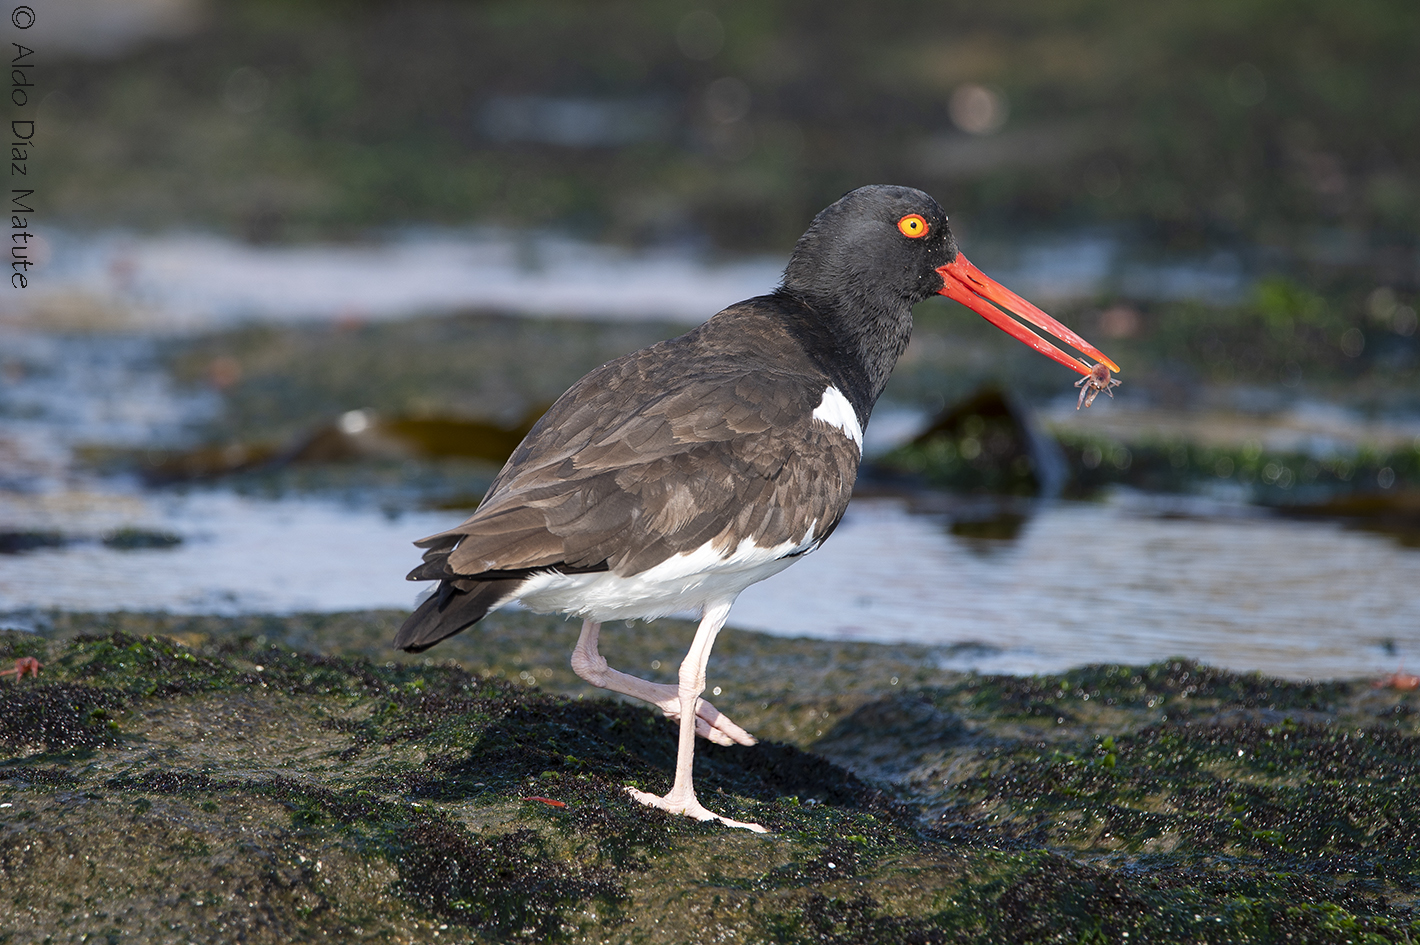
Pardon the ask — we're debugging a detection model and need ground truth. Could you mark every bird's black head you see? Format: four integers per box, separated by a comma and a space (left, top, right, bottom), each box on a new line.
778, 185, 957, 415
782, 184, 956, 311
776, 185, 1122, 421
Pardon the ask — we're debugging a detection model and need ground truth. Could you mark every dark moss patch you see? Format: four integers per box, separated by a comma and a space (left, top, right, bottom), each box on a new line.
968, 659, 1350, 719
395, 822, 621, 937
762, 893, 952, 944
0, 683, 125, 753
104, 770, 624, 941
991, 856, 1154, 943
63, 631, 243, 696
0, 631, 47, 662
0, 763, 79, 786
0, 530, 68, 554
101, 527, 184, 550
57, 629, 492, 701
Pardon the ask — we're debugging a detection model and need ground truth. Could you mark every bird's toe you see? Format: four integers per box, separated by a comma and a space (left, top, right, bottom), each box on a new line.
696, 718, 738, 746
695, 699, 758, 746
624, 786, 767, 833
658, 696, 758, 746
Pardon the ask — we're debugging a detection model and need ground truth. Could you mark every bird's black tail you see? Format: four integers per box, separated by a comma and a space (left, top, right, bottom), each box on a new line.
394, 578, 520, 652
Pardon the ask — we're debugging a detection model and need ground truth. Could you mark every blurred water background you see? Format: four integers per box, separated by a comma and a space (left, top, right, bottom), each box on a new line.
2, 0, 1419, 679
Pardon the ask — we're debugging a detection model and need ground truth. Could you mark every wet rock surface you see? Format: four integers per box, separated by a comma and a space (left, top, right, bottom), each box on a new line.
2, 613, 1418, 943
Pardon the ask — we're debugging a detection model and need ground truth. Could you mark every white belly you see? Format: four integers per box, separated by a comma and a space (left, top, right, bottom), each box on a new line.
512, 528, 817, 621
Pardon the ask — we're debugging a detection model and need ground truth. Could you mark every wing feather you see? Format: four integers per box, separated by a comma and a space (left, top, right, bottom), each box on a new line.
410, 306, 863, 582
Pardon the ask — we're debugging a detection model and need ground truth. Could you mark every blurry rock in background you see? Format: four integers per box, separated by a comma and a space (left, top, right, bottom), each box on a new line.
873, 384, 1420, 523
100, 526, 184, 550
288, 409, 541, 466
139, 407, 544, 486
1049, 420, 1420, 509
1284, 487, 1420, 549
0, 530, 69, 555
0, 527, 181, 556
874, 386, 1066, 497
135, 441, 278, 484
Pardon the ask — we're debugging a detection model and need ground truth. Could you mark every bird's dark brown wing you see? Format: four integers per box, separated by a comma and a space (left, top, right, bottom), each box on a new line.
413, 331, 860, 580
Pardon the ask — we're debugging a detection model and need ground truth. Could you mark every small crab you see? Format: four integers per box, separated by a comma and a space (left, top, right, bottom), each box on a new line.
1075, 362, 1121, 410
1372, 670, 1420, 691
0, 657, 42, 681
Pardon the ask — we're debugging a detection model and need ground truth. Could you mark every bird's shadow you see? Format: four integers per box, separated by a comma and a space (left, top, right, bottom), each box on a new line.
387, 689, 899, 825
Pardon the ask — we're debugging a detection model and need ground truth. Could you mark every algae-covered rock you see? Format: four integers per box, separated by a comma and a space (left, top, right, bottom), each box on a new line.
874, 386, 1066, 497
2, 615, 1418, 943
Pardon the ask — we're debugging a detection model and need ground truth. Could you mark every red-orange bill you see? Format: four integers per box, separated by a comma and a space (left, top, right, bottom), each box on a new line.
936, 254, 1120, 377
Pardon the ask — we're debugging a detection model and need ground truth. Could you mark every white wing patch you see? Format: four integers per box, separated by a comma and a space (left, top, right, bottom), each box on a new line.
811, 385, 863, 452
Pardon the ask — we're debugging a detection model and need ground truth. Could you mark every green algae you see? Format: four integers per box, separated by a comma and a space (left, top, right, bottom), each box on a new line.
1053, 433, 1420, 503
878, 414, 1419, 503
3, 618, 1419, 943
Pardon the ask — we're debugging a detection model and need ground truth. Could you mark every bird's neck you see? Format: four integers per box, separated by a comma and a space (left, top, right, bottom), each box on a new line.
773, 288, 913, 423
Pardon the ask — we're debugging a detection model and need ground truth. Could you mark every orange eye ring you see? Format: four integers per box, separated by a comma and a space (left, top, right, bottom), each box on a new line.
897, 213, 929, 238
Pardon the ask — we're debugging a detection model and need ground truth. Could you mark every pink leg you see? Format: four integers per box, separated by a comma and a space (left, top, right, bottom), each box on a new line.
570, 618, 756, 747
623, 601, 766, 832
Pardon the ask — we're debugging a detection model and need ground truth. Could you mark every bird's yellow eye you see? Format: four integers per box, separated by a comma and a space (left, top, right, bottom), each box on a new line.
897, 213, 928, 238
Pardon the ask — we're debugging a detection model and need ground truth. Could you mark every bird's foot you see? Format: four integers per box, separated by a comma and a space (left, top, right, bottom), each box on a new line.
625, 785, 767, 833
569, 638, 755, 747
654, 694, 757, 748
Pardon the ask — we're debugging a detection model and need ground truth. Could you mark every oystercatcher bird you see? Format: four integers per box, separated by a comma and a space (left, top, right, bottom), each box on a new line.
395, 185, 1118, 831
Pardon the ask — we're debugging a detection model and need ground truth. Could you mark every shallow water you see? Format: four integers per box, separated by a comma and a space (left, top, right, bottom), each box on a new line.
0, 488, 454, 614
736, 495, 1418, 680
14, 229, 784, 329
2, 483, 1415, 681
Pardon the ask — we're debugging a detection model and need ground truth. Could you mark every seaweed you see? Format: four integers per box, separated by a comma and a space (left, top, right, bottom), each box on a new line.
3, 620, 1419, 943
762, 893, 952, 944
0, 683, 125, 753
